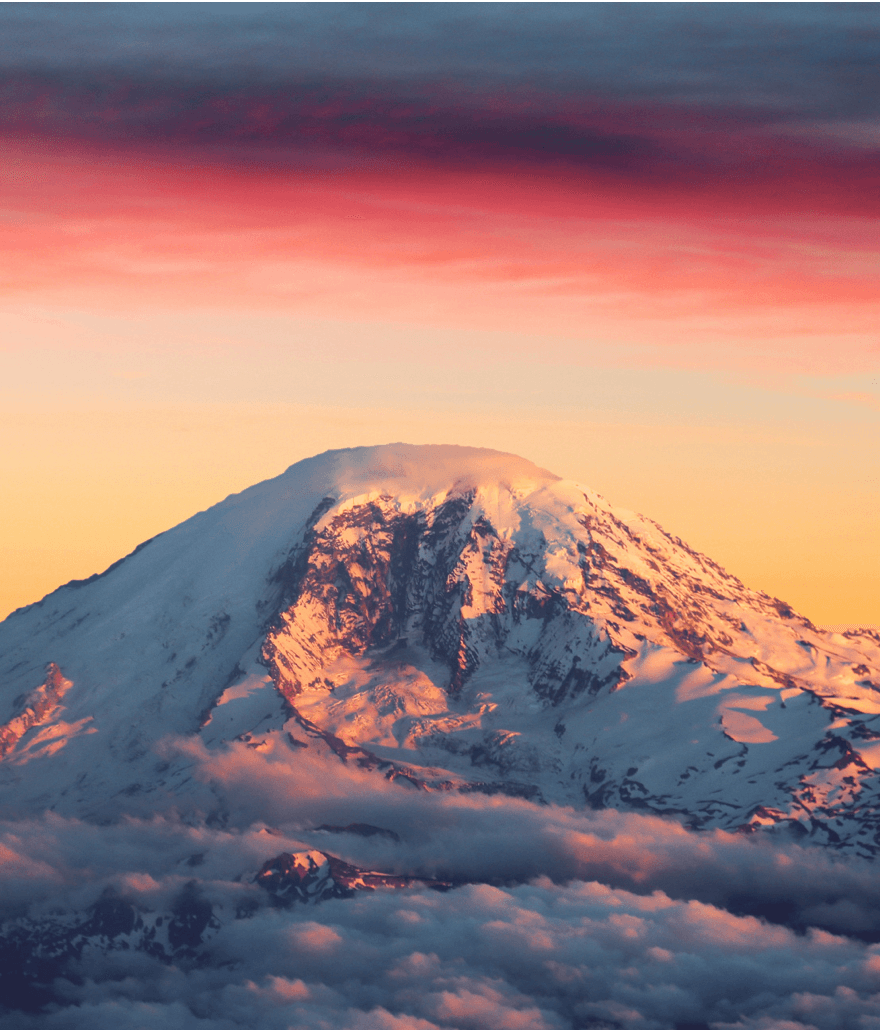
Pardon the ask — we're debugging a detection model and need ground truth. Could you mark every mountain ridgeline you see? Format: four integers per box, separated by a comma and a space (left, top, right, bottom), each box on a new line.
1, 444, 879, 849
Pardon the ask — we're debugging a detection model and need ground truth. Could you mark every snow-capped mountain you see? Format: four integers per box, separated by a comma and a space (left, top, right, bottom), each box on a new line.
1, 444, 879, 851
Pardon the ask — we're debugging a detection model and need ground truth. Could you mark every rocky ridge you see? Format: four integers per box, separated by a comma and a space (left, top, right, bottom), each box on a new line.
0, 847, 440, 1012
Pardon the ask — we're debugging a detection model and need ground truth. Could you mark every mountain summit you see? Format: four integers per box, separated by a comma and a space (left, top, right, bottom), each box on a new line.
1, 444, 878, 850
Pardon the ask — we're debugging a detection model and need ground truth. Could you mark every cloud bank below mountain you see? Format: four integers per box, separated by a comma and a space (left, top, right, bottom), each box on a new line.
5, 746, 880, 1029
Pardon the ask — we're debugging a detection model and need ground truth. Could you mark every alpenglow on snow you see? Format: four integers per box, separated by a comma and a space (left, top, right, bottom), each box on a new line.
1, 444, 879, 850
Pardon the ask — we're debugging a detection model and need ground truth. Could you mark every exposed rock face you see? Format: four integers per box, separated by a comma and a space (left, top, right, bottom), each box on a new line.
0, 663, 73, 758
255, 850, 450, 903
263, 494, 633, 714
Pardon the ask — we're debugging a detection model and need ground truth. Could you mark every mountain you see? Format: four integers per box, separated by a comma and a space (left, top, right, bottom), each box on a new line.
1, 443, 879, 852
0, 845, 450, 1012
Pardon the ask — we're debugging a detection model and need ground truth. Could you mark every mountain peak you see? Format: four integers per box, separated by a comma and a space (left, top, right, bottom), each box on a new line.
276, 443, 561, 504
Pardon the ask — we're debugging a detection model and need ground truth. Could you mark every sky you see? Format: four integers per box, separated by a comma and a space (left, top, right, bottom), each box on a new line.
0, 2, 878, 628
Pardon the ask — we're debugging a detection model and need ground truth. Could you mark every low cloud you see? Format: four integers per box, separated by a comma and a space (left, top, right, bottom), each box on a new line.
4, 869, 880, 1029
4, 738, 880, 1027
165, 734, 880, 939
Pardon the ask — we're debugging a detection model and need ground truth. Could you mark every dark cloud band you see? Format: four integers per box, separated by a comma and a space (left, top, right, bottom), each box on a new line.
1, 4, 876, 205
0, 70, 877, 217
0, 3, 878, 120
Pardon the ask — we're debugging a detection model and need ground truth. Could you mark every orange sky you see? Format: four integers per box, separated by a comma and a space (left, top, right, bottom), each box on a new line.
1, 3, 878, 628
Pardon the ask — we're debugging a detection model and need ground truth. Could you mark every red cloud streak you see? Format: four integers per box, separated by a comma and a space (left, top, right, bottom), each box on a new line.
1, 105, 877, 374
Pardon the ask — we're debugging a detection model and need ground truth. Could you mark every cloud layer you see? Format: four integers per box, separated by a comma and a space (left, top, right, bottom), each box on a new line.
2, 4, 878, 118
1, 4, 877, 203
5, 737, 880, 1028
2, 4, 876, 382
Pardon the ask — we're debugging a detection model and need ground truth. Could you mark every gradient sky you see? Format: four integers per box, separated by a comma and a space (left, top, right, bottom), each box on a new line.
1, 2, 878, 627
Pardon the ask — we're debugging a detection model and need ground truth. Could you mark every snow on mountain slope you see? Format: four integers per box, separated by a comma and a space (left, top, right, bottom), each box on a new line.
1, 444, 878, 852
